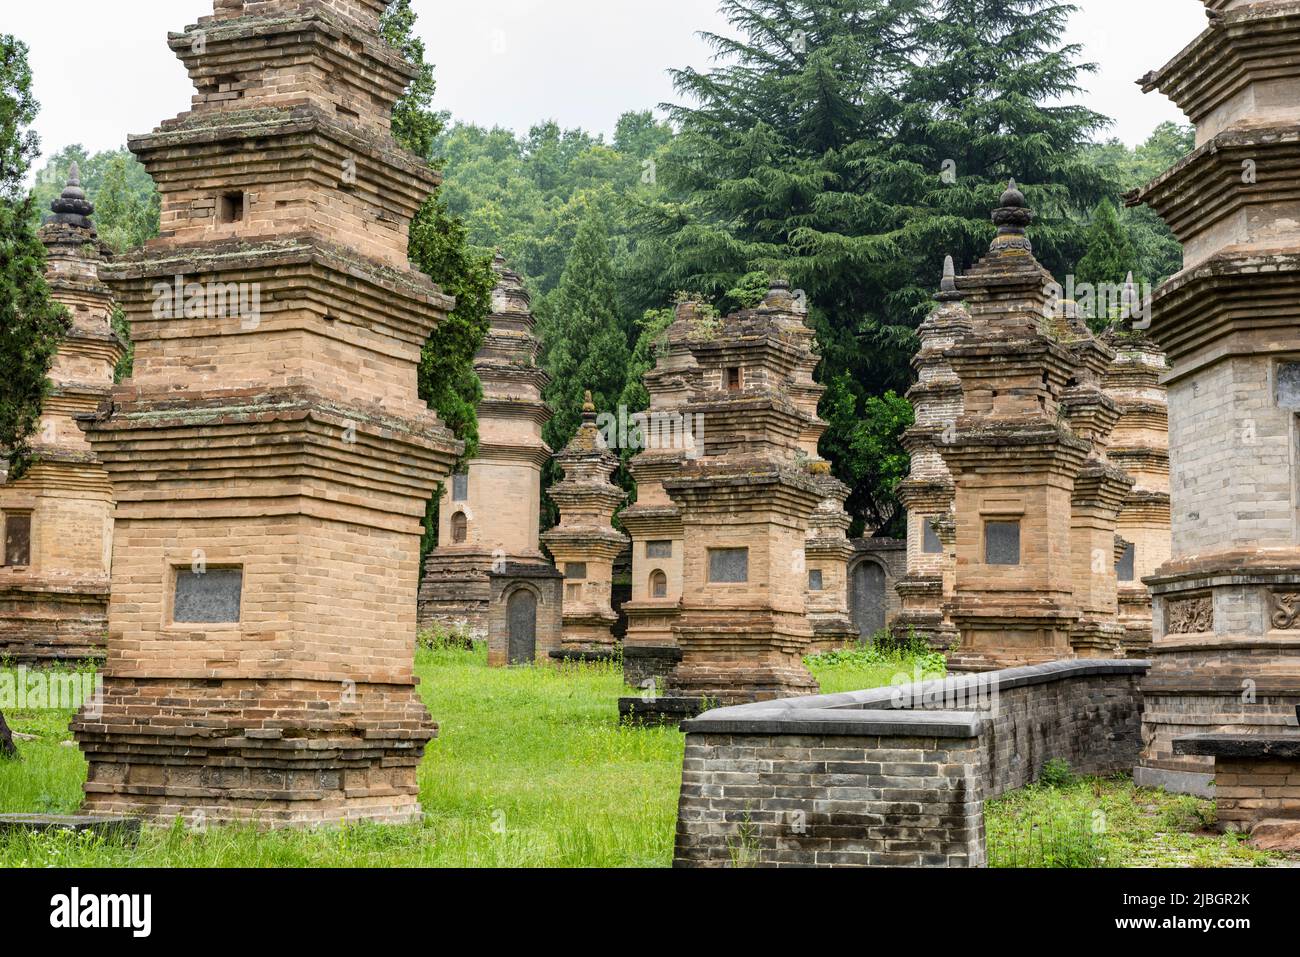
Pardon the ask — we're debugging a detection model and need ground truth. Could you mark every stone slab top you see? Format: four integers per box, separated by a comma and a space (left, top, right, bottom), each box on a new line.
681, 659, 1150, 739
0, 814, 142, 838
1174, 734, 1300, 760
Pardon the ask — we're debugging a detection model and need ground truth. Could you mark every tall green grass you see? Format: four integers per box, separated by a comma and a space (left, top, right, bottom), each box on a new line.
1, 648, 1269, 868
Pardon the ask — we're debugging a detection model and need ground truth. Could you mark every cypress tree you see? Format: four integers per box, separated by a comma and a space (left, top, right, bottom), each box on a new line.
0, 35, 70, 480
538, 204, 631, 452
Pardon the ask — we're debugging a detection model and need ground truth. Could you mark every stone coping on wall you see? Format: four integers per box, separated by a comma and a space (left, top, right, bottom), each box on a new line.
1174, 734, 1300, 760
682, 659, 1152, 738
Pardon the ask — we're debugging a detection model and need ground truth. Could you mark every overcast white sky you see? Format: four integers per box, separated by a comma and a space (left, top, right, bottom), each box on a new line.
8, 0, 1204, 168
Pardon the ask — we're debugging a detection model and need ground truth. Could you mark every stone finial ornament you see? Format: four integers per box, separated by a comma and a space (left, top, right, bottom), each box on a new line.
45, 162, 95, 230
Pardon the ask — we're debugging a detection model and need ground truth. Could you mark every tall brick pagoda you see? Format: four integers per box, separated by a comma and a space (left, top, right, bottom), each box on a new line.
622, 283, 825, 719
1130, 0, 1300, 795
541, 392, 628, 659
941, 183, 1093, 671
619, 300, 701, 688
893, 257, 969, 650
1056, 302, 1133, 660
780, 288, 856, 653
73, 0, 460, 824
0, 166, 123, 664
804, 463, 856, 653
418, 254, 552, 640
1102, 284, 1170, 655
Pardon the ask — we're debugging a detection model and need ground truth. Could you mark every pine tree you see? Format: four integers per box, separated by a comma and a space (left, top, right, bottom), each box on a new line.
636, 0, 1109, 533
538, 204, 631, 454
0, 35, 70, 480
1075, 199, 1138, 289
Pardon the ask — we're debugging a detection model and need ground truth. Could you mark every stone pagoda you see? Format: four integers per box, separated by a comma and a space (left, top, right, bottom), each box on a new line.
941, 183, 1093, 672
1056, 302, 1134, 660
73, 0, 460, 825
1101, 282, 1170, 655
804, 464, 856, 653
1129, 0, 1300, 796
418, 254, 552, 641
621, 282, 825, 720
0, 166, 124, 664
781, 287, 856, 653
619, 300, 701, 689
893, 257, 969, 651
541, 392, 628, 659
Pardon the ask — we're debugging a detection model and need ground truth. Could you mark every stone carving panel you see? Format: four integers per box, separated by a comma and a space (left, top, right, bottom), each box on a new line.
1166, 595, 1213, 635
1270, 592, 1300, 631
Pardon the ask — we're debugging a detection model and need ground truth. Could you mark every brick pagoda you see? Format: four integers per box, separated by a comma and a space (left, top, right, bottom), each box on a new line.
619, 301, 700, 688
73, 0, 460, 824
1130, 0, 1300, 795
622, 283, 825, 719
893, 257, 969, 650
1056, 302, 1133, 660
941, 183, 1095, 671
541, 392, 628, 659
418, 254, 552, 641
0, 166, 123, 664
1101, 285, 1170, 655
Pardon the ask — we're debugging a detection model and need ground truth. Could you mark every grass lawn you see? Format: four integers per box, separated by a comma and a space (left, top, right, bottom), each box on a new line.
0, 645, 1287, 867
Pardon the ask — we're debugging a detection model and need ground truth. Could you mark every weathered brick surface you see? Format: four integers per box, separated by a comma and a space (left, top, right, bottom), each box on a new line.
673, 660, 1147, 867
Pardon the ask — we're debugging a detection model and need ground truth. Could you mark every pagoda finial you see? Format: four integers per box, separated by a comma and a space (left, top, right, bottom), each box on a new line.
44, 161, 95, 230
937, 254, 963, 302
1121, 271, 1140, 323
989, 177, 1034, 253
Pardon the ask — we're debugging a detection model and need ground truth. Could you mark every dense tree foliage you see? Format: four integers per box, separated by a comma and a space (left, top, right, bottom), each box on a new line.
0, 35, 69, 479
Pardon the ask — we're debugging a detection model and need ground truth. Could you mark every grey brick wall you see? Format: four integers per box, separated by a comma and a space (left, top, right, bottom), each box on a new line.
673, 660, 1148, 867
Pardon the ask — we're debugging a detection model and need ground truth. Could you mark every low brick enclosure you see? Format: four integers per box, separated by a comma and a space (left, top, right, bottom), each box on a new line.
1174, 732, 1300, 851
673, 659, 1148, 867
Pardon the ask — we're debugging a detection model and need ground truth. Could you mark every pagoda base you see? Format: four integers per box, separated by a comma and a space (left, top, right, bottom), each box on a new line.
416, 552, 493, 642
947, 605, 1079, 673
1137, 561, 1300, 794
73, 676, 436, 827
667, 613, 820, 706
1070, 619, 1127, 659
1117, 588, 1155, 655
557, 614, 618, 657
892, 576, 957, 651
622, 603, 682, 689
0, 581, 109, 664
621, 643, 681, 691
1137, 645, 1300, 797
807, 615, 857, 655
